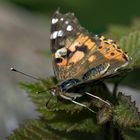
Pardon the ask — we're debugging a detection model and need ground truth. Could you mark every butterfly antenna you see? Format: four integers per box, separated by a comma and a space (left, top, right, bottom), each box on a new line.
85, 92, 111, 106
10, 67, 39, 80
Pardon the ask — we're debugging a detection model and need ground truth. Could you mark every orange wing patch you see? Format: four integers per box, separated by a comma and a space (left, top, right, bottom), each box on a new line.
67, 33, 88, 52
67, 33, 95, 64
57, 57, 67, 66
85, 38, 95, 49
69, 51, 85, 63
88, 55, 96, 62
98, 36, 129, 62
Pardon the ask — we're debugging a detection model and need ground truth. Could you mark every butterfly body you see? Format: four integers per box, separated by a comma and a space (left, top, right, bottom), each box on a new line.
49, 10, 129, 111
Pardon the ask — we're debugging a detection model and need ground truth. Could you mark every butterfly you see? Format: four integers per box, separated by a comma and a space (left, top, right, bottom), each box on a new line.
49, 10, 129, 113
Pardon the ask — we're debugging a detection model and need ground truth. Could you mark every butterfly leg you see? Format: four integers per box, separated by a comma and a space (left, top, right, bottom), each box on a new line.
85, 92, 111, 106
81, 63, 111, 106
59, 93, 96, 113
46, 95, 53, 107
46, 95, 59, 109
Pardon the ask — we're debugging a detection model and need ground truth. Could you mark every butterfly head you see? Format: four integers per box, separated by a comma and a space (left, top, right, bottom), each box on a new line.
49, 86, 60, 96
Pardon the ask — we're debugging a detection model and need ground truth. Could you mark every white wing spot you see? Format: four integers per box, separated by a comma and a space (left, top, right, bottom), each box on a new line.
60, 18, 64, 21
55, 47, 67, 58
52, 18, 58, 24
50, 31, 58, 39
66, 25, 73, 31
65, 21, 69, 24
57, 30, 63, 37
50, 30, 64, 39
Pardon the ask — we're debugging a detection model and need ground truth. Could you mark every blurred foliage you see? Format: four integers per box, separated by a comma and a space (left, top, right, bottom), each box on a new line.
4, 0, 140, 33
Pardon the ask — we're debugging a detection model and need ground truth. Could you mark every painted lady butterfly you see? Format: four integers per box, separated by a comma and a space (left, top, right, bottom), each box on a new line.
49, 10, 129, 113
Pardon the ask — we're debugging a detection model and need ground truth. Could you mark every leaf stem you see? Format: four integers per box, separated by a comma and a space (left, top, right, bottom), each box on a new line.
113, 82, 119, 97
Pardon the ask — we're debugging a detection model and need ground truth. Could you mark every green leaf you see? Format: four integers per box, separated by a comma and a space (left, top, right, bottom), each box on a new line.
122, 126, 140, 140
8, 119, 63, 140
119, 31, 140, 68
97, 106, 113, 124
113, 93, 140, 127
7, 117, 105, 140
8, 76, 115, 139
46, 111, 99, 133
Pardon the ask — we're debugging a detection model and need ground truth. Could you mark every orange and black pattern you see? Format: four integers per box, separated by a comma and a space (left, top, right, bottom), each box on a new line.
50, 10, 129, 92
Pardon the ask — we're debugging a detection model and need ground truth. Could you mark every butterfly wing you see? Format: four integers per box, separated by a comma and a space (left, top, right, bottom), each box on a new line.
50, 10, 129, 83
51, 10, 89, 81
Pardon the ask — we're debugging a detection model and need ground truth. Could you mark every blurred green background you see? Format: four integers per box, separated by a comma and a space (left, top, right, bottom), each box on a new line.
4, 0, 140, 33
